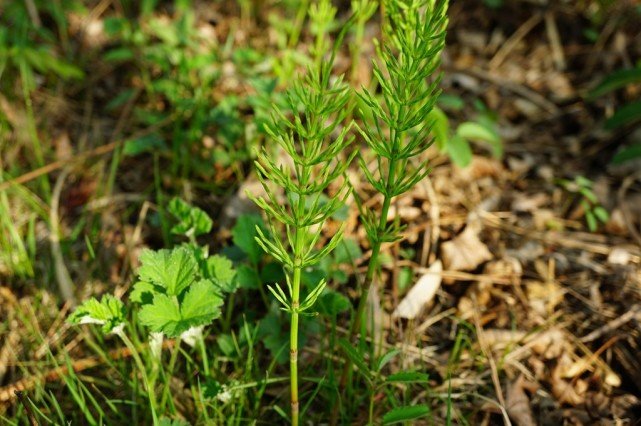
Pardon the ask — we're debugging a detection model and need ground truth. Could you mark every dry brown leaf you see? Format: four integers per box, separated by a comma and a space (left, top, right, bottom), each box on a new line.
527, 280, 565, 317
457, 279, 492, 320
386, 205, 422, 222
456, 156, 504, 182
441, 225, 492, 271
506, 154, 533, 175
528, 329, 566, 359
552, 353, 588, 405
480, 329, 527, 349
393, 260, 442, 320
511, 192, 549, 212
485, 257, 523, 284
532, 209, 563, 231
506, 375, 537, 426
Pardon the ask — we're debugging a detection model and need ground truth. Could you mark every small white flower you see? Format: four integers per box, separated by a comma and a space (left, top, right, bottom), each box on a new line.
217, 385, 232, 403
181, 325, 204, 348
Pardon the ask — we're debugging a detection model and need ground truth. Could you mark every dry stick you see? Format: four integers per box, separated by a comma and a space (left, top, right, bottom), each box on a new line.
489, 12, 542, 70
0, 340, 175, 404
471, 298, 511, 426
0, 112, 175, 194
580, 304, 641, 343
452, 66, 560, 115
480, 211, 641, 263
0, 142, 118, 193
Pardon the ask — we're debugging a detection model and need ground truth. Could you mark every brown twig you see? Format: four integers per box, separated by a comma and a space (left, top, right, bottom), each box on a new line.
580, 305, 641, 343
451, 66, 560, 115
0, 111, 176, 194
0, 340, 175, 404
480, 211, 641, 263
489, 12, 542, 70
0, 142, 119, 193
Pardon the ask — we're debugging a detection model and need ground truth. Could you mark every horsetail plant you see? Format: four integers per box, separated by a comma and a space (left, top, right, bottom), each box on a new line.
249, 39, 356, 426
340, 0, 449, 390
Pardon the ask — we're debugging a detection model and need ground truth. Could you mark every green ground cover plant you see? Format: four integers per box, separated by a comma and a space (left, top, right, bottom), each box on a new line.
4, 0, 460, 424
4, 1, 641, 425
63, 0, 450, 423
69, 199, 238, 424
429, 101, 502, 168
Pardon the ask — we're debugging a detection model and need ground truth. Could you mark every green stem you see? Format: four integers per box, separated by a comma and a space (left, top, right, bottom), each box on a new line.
290, 226, 305, 426
117, 330, 159, 424
199, 335, 210, 376
224, 292, 236, 332
332, 159, 396, 426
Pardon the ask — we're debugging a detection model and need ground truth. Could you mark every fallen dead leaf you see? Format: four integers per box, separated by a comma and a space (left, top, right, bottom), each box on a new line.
386, 205, 422, 222
506, 375, 537, 426
528, 328, 566, 359
441, 224, 493, 271
526, 280, 565, 317
607, 247, 631, 265
552, 352, 588, 405
605, 208, 628, 235
393, 260, 443, 320
480, 329, 527, 349
485, 257, 523, 284
457, 280, 492, 320
511, 192, 549, 212
455, 156, 504, 182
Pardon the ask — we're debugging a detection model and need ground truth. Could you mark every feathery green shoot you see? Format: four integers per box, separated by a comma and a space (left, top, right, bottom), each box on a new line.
340, 0, 449, 401
249, 39, 356, 426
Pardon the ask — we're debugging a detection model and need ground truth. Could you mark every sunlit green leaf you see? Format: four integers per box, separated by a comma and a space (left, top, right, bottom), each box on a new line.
168, 197, 213, 237
137, 248, 198, 296
68, 295, 125, 334
383, 405, 431, 424
447, 134, 473, 167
